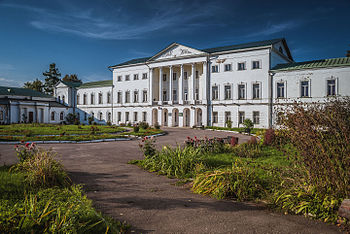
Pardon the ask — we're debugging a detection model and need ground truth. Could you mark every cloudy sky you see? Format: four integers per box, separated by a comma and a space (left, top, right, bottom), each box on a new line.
0, 0, 349, 87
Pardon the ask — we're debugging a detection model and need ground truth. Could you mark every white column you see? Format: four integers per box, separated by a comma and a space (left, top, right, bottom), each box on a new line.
190, 63, 195, 103
149, 68, 153, 105
202, 61, 207, 104
169, 65, 173, 104
179, 65, 184, 105
159, 67, 163, 104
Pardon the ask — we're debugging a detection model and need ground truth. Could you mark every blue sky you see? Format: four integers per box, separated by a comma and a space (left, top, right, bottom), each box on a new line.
0, 0, 349, 87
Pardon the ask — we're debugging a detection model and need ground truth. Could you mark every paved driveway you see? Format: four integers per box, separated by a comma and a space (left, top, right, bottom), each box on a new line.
0, 128, 341, 233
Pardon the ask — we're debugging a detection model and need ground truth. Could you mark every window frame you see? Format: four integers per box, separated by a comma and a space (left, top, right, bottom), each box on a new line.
238, 111, 245, 124
238, 84, 246, 100
252, 60, 261, 70
252, 83, 261, 99
300, 80, 310, 97
224, 85, 232, 100
276, 81, 285, 98
212, 65, 219, 73
212, 85, 219, 100
237, 62, 246, 71
253, 111, 260, 125
142, 73, 148, 79
326, 79, 336, 96
117, 75, 122, 81
125, 75, 130, 81
212, 112, 218, 123
224, 64, 232, 72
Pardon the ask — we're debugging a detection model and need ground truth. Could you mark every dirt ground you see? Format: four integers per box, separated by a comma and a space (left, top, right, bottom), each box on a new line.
0, 128, 342, 233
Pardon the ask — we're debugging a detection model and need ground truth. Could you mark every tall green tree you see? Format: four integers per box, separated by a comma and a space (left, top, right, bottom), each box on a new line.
23, 78, 44, 92
62, 74, 82, 83
43, 63, 61, 95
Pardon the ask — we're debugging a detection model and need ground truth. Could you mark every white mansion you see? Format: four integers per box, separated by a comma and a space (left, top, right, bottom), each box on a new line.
1, 38, 350, 127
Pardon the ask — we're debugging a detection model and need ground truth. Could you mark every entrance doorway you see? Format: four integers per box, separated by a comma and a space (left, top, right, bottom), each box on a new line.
183, 108, 190, 127
28, 111, 34, 123
152, 109, 158, 126
162, 109, 168, 126
172, 109, 179, 127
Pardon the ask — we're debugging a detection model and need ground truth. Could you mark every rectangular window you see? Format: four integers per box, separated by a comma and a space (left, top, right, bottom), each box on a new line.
213, 112, 218, 123
117, 112, 121, 121
238, 84, 245, 99
125, 112, 129, 122
117, 76, 122, 81
125, 91, 130, 103
277, 82, 285, 98
173, 72, 177, 81
133, 91, 138, 103
327, 80, 336, 96
224, 64, 232, 71
253, 83, 260, 99
142, 73, 148, 79
117, 92, 122, 103
237, 62, 246, 71
163, 74, 167, 81
224, 85, 232, 100
212, 86, 219, 100
162, 90, 167, 101
253, 111, 260, 124
134, 112, 138, 122
300, 81, 309, 97
83, 94, 87, 105
142, 112, 147, 122
134, 74, 139, 80
252, 61, 261, 69
142, 90, 148, 102
107, 92, 111, 104
90, 94, 94, 104
173, 89, 177, 101
239, 111, 245, 124
125, 75, 130, 81
195, 71, 199, 79
184, 89, 188, 101
212, 65, 219, 73
184, 71, 188, 80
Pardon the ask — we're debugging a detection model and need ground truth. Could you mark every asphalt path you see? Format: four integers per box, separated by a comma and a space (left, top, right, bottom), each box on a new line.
0, 128, 342, 233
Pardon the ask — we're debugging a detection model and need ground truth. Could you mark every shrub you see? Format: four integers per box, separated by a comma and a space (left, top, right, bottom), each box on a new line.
185, 137, 226, 154
107, 120, 112, 126
277, 98, 350, 198
65, 113, 77, 125
231, 142, 263, 158
133, 125, 139, 133
192, 160, 262, 201
139, 122, 149, 129
14, 142, 38, 162
139, 136, 156, 157
15, 149, 70, 188
226, 120, 232, 129
263, 128, 275, 146
154, 123, 160, 129
88, 116, 93, 125
243, 119, 254, 134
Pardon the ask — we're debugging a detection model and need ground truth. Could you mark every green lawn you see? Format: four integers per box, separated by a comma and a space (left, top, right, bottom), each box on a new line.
205, 126, 263, 135
121, 128, 164, 137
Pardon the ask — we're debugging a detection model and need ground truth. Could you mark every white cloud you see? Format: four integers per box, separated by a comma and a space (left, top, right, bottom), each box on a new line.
1, 2, 222, 40
0, 77, 23, 87
245, 21, 301, 38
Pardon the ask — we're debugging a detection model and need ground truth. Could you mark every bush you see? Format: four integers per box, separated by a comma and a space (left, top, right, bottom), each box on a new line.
154, 123, 160, 129
65, 113, 77, 125
243, 119, 254, 134
107, 120, 112, 126
88, 116, 93, 125
139, 122, 149, 130
231, 142, 263, 158
277, 98, 350, 198
14, 142, 38, 162
14, 149, 70, 188
133, 125, 139, 133
185, 136, 226, 154
226, 120, 232, 129
139, 136, 156, 157
263, 128, 275, 146
192, 160, 262, 201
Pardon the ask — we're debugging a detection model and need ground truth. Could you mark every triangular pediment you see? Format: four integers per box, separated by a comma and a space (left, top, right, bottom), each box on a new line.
56, 81, 68, 88
150, 43, 205, 61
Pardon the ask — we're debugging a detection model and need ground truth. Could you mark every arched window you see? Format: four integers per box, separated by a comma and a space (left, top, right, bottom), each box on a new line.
60, 112, 64, 120
107, 112, 111, 122
83, 94, 87, 105
77, 94, 80, 105
51, 112, 55, 121
62, 95, 65, 104
99, 112, 103, 121
91, 93, 94, 104
98, 93, 103, 104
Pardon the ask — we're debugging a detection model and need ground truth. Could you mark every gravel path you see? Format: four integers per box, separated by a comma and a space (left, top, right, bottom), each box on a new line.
0, 128, 342, 233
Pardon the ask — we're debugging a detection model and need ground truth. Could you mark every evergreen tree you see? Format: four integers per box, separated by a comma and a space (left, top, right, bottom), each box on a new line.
62, 74, 82, 83
23, 78, 44, 92
43, 63, 61, 95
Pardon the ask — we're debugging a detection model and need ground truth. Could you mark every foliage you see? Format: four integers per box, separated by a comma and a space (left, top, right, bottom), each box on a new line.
88, 116, 93, 125
62, 74, 82, 83
65, 113, 78, 125
139, 136, 156, 157
139, 121, 149, 130
192, 160, 263, 201
226, 119, 232, 128
133, 125, 139, 133
277, 98, 350, 198
231, 142, 263, 158
205, 126, 261, 134
154, 123, 160, 129
243, 119, 254, 134
23, 78, 44, 92
14, 142, 38, 162
43, 63, 61, 95
185, 136, 227, 154
263, 128, 275, 146
13, 148, 70, 188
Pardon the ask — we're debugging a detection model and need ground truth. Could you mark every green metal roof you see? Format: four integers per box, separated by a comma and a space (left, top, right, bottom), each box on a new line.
109, 38, 292, 68
272, 57, 350, 71
0, 86, 53, 98
60, 80, 82, 88
78, 80, 113, 89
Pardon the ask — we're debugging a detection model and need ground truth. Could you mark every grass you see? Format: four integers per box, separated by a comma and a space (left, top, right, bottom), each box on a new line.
206, 126, 262, 135
121, 128, 164, 137
0, 161, 129, 232
0, 124, 125, 136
